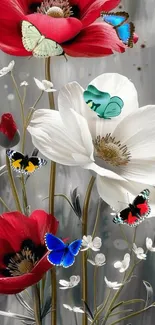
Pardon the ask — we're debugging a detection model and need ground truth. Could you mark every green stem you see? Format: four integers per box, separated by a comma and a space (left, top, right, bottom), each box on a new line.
92, 289, 111, 325
40, 274, 46, 307
45, 56, 57, 325
119, 225, 130, 246
11, 72, 25, 127
0, 197, 11, 211
94, 266, 98, 313
92, 199, 101, 239
33, 285, 42, 325
102, 263, 137, 324
6, 155, 22, 212
22, 85, 27, 106
108, 304, 155, 325
82, 176, 95, 325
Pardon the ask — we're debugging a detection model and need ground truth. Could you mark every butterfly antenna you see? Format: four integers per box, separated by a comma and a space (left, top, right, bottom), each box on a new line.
28, 55, 33, 60
127, 192, 130, 204
63, 53, 68, 62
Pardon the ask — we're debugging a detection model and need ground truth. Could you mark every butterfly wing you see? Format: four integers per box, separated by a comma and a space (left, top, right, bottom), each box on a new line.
61, 249, 75, 268
133, 189, 151, 218
6, 150, 24, 173
22, 20, 42, 52
115, 22, 135, 47
113, 207, 140, 227
23, 156, 47, 174
103, 96, 123, 119
47, 249, 65, 266
101, 11, 129, 27
68, 239, 82, 256
33, 39, 64, 58
45, 233, 66, 251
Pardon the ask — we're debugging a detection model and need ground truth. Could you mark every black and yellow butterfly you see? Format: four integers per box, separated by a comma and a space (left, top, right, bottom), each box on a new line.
6, 149, 47, 175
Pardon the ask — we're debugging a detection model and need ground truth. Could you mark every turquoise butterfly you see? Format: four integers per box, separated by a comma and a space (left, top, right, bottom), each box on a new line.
83, 85, 124, 119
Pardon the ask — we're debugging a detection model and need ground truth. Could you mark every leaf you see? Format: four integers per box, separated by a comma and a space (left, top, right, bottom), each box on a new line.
70, 187, 82, 220
82, 300, 94, 320
41, 294, 52, 319
0, 310, 35, 322
15, 293, 34, 315
143, 280, 154, 307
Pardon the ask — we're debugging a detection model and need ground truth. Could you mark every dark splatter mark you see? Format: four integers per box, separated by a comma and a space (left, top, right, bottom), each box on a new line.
119, 5, 122, 9
137, 67, 142, 71
141, 44, 146, 48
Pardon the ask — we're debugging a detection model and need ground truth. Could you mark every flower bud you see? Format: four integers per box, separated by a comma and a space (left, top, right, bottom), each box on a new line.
0, 113, 20, 148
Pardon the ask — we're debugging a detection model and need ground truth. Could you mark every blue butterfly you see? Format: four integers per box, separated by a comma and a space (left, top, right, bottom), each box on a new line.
45, 233, 82, 268
101, 11, 135, 48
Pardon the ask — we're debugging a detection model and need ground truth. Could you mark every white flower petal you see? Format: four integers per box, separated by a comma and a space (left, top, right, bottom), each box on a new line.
42, 80, 54, 88
85, 162, 127, 180
95, 253, 106, 266
34, 78, 45, 90
114, 261, 122, 269
146, 238, 155, 251
92, 237, 102, 249
104, 277, 122, 289
0, 60, 15, 77
59, 106, 94, 158
28, 109, 93, 165
113, 105, 155, 150
70, 275, 80, 286
20, 81, 28, 86
59, 280, 70, 287
90, 73, 139, 123
58, 81, 96, 122
72, 307, 84, 313
63, 304, 72, 311
96, 176, 155, 215
119, 159, 155, 185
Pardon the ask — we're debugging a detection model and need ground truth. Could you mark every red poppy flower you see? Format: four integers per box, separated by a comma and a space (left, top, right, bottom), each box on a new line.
0, 0, 137, 57
0, 210, 59, 294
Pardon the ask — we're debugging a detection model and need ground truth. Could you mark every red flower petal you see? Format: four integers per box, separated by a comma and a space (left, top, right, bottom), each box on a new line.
0, 239, 13, 268
0, 21, 30, 56
63, 22, 125, 57
30, 210, 59, 245
0, 273, 36, 294
80, 0, 121, 27
0, 114, 17, 140
0, 211, 39, 251
26, 14, 82, 43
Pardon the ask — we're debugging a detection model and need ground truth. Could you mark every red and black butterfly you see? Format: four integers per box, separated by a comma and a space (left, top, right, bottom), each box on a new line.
113, 189, 151, 227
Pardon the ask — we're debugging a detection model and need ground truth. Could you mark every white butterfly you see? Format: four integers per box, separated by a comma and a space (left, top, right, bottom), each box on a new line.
21, 20, 64, 58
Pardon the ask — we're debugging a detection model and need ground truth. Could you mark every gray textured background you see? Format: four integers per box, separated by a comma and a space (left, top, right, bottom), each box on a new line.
0, 0, 155, 324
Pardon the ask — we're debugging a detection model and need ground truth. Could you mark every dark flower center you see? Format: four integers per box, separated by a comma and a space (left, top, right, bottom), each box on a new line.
29, 0, 80, 18
1, 239, 46, 277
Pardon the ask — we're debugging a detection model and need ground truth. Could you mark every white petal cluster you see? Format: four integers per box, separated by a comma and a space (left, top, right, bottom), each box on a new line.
104, 277, 122, 290
0, 61, 15, 77
63, 304, 84, 313
133, 243, 147, 260
59, 275, 80, 289
88, 253, 106, 266
114, 253, 130, 273
34, 78, 56, 92
81, 235, 102, 251
146, 238, 155, 252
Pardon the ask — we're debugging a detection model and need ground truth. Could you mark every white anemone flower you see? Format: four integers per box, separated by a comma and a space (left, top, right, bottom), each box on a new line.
0, 61, 15, 77
63, 304, 84, 313
59, 275, 80, 289
88, 253, 106, 266
146, 238, 155, 252
34, 78, 56, 92
114, 253, 130, 272
104, 276, 122, 290
81, 235, 102, 251
28, 73, 155, 213
133, 243, 147, 260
